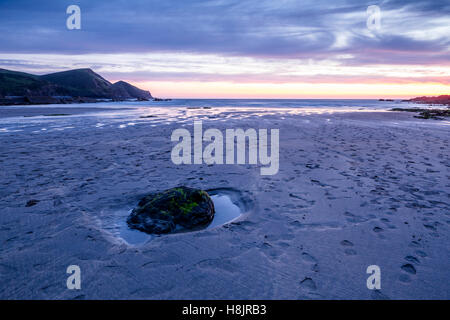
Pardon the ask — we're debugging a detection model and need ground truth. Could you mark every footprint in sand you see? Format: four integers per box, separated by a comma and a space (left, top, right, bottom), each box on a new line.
415, 250, 427, 258
409, 240, 422, 248
344, 249, 357, 256
380, 218, 397, 229
401, 263, 417, 275
373, 226, 384, 233
301, 252, 317, 264
340, 240, 357, 255
423, 224, 436, 231
398, 262, 417, 284
405, 256, 420, 264
259, 242, 283, 259
398, 274, 412, 283
344, 211, 369, 224
299, 277, 317, 291
340, 240, 354, 246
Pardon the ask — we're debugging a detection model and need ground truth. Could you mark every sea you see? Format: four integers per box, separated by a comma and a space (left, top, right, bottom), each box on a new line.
0, 99, 437, 134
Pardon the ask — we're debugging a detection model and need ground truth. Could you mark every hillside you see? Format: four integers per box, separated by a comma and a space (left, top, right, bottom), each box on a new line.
40, 69, 113, 98
0, 68, 152, 103
111, 80, 153, 100
0, 69, 60, 97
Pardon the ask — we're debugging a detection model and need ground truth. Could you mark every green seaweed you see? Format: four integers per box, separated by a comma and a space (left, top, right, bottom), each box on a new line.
178, 201, 198, 215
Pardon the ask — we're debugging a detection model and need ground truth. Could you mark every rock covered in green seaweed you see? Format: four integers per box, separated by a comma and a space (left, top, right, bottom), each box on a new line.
127, 186, 215, 234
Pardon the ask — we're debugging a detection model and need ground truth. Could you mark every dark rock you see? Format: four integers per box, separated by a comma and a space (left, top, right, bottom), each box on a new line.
391, 108, 450, 120
24, 96, 61, 105
127, 186, 215, 234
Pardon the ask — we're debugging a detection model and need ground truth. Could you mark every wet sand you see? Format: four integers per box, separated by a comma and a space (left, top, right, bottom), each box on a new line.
0, 105, 449, 299
0, 105, 131, 118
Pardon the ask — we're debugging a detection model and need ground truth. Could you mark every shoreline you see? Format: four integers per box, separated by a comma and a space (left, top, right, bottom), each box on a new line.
0, 96, 173, 106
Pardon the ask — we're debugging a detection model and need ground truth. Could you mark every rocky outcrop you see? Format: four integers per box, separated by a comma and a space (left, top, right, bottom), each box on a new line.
111, 81, 152, 100
127, 187, 215, 234
0, 68, 153, 105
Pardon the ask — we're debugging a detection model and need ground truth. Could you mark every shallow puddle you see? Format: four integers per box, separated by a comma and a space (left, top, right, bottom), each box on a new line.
207, 194, 242, 229
99, 208, 152, 246
103, 190, 245, 246
118, 212, 153, 245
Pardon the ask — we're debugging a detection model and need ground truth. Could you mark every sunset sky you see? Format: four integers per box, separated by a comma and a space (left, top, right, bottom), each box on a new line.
0, 0, 449, 98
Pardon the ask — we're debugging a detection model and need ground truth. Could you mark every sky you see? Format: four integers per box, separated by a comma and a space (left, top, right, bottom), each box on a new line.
0, 0, 449, 98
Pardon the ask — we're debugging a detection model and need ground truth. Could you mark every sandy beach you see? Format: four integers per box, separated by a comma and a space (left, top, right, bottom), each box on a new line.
0, 101, 449, 299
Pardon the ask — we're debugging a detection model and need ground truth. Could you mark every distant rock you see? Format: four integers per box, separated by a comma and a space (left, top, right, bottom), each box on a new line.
407, 95, 450, 106
391, 107, 450, 120
127, 187, 215, 234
